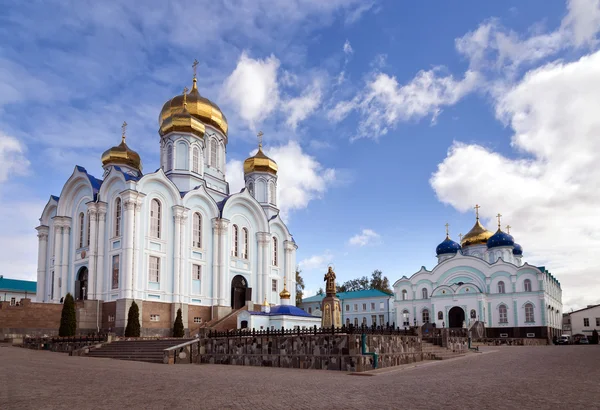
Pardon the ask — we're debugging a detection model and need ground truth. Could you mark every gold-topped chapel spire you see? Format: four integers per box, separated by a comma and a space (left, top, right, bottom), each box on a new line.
496, 213, 502, 230
474, 204, 481, 219
101, 120, 142, 171
506, 225, 512, 234
460, 203, 493, 247
445, 222, 450, 238
243, 130, 278, 175
121, 121, 128, 142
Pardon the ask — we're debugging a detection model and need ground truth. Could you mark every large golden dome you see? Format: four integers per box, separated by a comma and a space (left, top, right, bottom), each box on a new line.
461, 218, 493, 247
101, 123, 142, 171
159, 77, 228, 140
159, 88, 206, 138
243, 145, 278, 175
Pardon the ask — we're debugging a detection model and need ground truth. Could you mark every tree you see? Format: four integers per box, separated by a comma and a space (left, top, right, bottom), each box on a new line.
124, 301, 141, 337
316, 287, 324, 296
370, 270, 392, 293
337, 276, 369, 293
592, 329, 599, 344
58, 293, 76, 337
295, 268, 305, 306
173, 308, 185, 338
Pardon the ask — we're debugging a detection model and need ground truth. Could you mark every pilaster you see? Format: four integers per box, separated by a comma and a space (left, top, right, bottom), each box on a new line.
212, 218, 229, 306
121, 190, 139, 300
257, 232, 271, 304
172, 205, 187, 304
52, 219, 62, 302
36, 225, 49, 302
95, 202, 107, 300
86, 202, 98, 298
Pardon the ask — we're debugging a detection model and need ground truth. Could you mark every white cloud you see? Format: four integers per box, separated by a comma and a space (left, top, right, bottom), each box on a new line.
348, 229, 381, 247
226, 141, 336, 220
344, 2, 375, 25
343, 40, 354, 55
222, 52, 280, 129
299, 250, 334, 270
281, 80, 323, 129
430, 51, 600, 310
331, 69, 481, 140
0, 134, 29, 182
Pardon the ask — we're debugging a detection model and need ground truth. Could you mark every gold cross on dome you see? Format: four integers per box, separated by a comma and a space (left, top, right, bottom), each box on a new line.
121, 121, 128, 142
183, 86, 189, 106
445, 223, 449, 237
506, 224, 512, 234
474, 204, 481, 219
192, 59, 199, 78
257, 131, 264, 148
496, 213, 502, 229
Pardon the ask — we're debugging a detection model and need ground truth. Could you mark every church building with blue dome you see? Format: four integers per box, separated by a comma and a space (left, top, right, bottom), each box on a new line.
393, 205, 563, 340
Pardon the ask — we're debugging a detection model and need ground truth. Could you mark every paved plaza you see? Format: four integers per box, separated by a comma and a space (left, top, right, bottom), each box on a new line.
1, 345, 599, 409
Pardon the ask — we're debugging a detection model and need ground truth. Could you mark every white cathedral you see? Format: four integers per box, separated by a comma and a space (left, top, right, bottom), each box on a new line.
393, 207, 563, 340
35, 67, 297, 335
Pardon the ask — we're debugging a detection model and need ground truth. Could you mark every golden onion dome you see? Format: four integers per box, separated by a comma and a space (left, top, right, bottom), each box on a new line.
159, 77, 228, 140
101, 122, 142, 171
461, 218, 493, 247
279, 283, 291, 300
244, 135, 278, 175
160, 87, 206, 139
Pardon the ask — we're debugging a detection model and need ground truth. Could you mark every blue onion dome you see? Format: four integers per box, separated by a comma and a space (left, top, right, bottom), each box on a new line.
513, 243, 523, 255
487, 229, 515, 248
436, 235, 461, 255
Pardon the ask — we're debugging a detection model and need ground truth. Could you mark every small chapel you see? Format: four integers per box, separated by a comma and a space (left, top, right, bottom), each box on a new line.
34, 62, 298, 336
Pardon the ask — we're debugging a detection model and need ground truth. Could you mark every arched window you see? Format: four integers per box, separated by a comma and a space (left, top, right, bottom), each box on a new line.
242, 228, 249, 259
402, 289, 407, 300
524, 279, 532, 292
114, 198, 122, 237
498, 281, 506, 294
150, 199, 161, 238
272, 236, 278, 266
499, 304, 508, 323
362, 317, 367, 326
346, 318, 350, 327
247, 182, 254, 196
422, 309, 430, 323
87, 211, 91, 246
210, 139, 217, 168
525, 303, 535, 322
167, 145, 173, 171
269, 181, 276, 205
422, 288, 428, 299
78, 212, 85, 248
402, 310, 410, 326
354, 317, 359, 327
193, 212, 202, 248
470, 309, 477, 319
231, 225, 239, 257
176, 141, 189, 170
192, 146, 199, 173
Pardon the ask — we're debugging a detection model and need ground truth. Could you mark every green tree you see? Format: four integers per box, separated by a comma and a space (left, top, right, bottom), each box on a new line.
592, 329, 599, 344
370, 270, 392, 293
124, 301, 141, 337
337, 276, 370, 293
173, 308, 185, 338
58, 293, 76, 337
295, 268, 305, 306
316, 287, 324, 296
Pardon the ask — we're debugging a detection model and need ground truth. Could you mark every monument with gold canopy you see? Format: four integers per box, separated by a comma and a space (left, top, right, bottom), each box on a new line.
321, 267, 342, 328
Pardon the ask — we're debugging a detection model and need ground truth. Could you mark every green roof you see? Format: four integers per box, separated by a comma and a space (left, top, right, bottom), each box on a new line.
0, 277, 37, 293
302, 289, 393, 303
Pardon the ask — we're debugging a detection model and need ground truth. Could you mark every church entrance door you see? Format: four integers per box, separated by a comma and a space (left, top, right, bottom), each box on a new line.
448, 306, 465, 328
75, 267, 88, 301
231, 275, 248, 309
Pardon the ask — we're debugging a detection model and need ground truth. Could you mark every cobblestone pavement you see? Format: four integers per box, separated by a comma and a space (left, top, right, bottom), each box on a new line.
1, 345, 599, 410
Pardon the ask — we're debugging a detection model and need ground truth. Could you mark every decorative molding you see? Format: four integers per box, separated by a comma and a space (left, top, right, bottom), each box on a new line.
123, 200, 136, 211
256, 232, 271, 244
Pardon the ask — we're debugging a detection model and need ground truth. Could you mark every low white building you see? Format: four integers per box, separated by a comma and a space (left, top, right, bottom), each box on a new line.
237, 285, 320, 331
0, 276, 37, 304
564, 304, 600, 337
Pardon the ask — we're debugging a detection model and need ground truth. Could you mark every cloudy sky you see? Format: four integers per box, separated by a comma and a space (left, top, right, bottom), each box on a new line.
1, 0, 599, 310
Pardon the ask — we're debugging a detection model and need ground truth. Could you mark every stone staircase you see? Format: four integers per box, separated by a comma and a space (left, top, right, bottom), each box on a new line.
422, 341, 466, 360
87, 339, 193, 364
202, 306, 247, 331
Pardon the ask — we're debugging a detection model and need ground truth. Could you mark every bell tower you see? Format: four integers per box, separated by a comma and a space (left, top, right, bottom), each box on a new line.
243, 131, 279, 219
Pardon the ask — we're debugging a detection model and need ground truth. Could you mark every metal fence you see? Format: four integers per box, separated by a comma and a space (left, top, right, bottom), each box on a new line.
208, 324, 418, 338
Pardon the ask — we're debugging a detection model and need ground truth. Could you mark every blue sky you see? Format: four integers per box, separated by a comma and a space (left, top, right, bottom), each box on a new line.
1, 0, 599, 310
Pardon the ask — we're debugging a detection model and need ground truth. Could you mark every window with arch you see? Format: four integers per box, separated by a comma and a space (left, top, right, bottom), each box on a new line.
354, 317, 359, 327
231, 225, 239, 257
524, 279, 532, 292
498, 281, 506, 294
401, 289, 407, 300
272, 236, 278, 266
402, 310, 410, 326
346, 318, 350, 327
470, 309, 477, 319
176, 140, 189, 170
422, 309, 430, 323
193, 212, 202, 248
192, 146, 199, 173
150, 199, 161, 238
269, 181, 276, 205
87, 211, 91, 246
362, 317, 367, 326
78, 212, 85, 248
114, 198, 122, 237
167, 144, 173, 171
210, 139, 217, 168
247, 181, 254, 196
422, 288, 428, 299
499, 304, 508, 323
242, 228, 249, 259
525, 303, 535, 322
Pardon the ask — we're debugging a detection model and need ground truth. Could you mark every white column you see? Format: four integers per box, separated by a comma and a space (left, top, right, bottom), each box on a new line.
122, 197, 136, 299
36, 226, 49, 302
211, 218, 220, 305
96, 203, 107, 300
87, 204, 98, 299
52, 220, 62, 302
255, 233, 263, 304
132, 198, 144, 300
284, 240, 297, 303
60, 222, 71, 299
172, 206, 185, 304
219, 219, 230, 306
257, 232, 270, 304
179, 213, 188, 302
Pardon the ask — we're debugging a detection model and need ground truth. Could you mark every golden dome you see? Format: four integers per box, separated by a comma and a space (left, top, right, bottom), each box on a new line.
279, 283, 291, 300
159, 77, 228, 140
101, 122, 142, 171
159, 88, 206, 139
461, 218, 493, 247
244, 134, 278, 175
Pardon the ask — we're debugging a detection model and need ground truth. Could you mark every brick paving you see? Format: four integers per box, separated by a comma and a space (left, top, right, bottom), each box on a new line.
1, 345, 599, 409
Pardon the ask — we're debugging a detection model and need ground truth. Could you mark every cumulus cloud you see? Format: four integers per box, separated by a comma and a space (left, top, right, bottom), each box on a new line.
348, 229, 381, 246
0, 134, 29, 182
330, 69, 480, 140
299, 250, 334, 270
281, 80, 322, 129
430, 51, 600, 309
343, 40, 353, 55
227, 141, 336, 220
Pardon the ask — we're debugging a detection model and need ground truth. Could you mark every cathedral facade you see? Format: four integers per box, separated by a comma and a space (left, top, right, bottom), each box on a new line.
35, 70, 297, 335
393, 209, 563, 339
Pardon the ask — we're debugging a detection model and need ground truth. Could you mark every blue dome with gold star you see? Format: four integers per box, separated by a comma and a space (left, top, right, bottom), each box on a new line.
436, 236, 461, 255
487, 229, 515, 248
513, 243, 523, 255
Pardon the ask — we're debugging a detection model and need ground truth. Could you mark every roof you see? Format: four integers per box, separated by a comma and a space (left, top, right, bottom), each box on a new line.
0, 277, 37, 293
568, 304, 600, 315
248, 304, 313, 317
302, 289, 393, 303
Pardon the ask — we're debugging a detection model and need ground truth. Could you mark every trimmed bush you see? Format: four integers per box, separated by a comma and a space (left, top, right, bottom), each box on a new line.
59, 293, 76, 337
124, 301, 141, 337
173, 308, 184, 338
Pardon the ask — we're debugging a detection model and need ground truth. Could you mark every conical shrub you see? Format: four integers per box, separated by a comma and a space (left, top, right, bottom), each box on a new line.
58, 293, 76, 337
173, 308, 184, 338
124, 301, 141, 337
